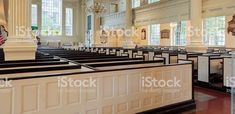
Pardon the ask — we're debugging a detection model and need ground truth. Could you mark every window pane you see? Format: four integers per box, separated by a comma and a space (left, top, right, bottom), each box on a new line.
148, 0, 160, 4
149, 24, 160, 45
31, 4, 37, 27
41, 0, 62, 36
171, 21, 187, 46
203, 16, 225, 46
66, 8, 73, 36
132, 0, 140, 8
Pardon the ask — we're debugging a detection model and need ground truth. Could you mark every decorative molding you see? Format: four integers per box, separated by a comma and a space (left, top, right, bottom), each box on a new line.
202, 0, 235, 17
133, 0, 190, 26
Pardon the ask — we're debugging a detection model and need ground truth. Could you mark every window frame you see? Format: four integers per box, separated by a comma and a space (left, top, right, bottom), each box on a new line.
203, 16, 225, 46
149, 24, 161, 45
171, 21, 187, 46
41, 0, 63, 36
31, 4, 38, 27
65, 8, 73, 36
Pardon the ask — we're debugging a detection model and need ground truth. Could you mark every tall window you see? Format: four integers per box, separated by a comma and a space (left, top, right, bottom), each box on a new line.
132, 0, 140, 8
203, 16, 225, 46
148, 0, 160, 4
66, 8, 73, 36
41, 0, 62, 36
31, 4, 37, 27
171, 21, 187, 46
149, 24, 160, 45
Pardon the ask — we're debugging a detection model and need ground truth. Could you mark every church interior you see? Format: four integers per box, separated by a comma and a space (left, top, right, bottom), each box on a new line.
0, 0, 235, 114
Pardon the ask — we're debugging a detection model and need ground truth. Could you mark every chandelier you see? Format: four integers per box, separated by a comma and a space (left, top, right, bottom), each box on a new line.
87, 2, 107, 17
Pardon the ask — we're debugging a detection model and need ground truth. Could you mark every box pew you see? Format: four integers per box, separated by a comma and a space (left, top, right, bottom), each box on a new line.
66, 55, 128, 60
148, 49, 162, 61
0, 48, 4, 62
74, 57, 143, 63
135, 50, 149, 61
127, 49, 138, 58
223, 57, 235, 88
0, 62, 194, 114
92, 60, 165, 70
162, 51, 178, 64
198, 54, 223, 86
0, 61, 70, 69
0, 62, 81, 75
178, 52, 203, 74
85, 60, 161, 67
116, 48, 129, 57
98, 47, 107, 54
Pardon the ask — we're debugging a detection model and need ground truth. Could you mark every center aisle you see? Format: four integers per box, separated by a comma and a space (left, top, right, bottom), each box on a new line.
183, 87, 230, 114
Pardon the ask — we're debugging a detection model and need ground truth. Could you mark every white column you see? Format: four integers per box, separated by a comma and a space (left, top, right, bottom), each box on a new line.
3, 0, 37, 61
126, 0, 132, 29
186, 0, 207, 52
80, 0, 86, 44
124, 0, 134, 48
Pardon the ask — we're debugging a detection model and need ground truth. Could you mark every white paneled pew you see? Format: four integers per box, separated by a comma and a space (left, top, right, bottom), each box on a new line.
178, 53, 203, 74
162, 51, 178, 65
109, 48, 118, 55
116, 48, 129, 57
149, 50, 162, 61
74, 57, 144, 64
0, 48, 4, 62
223, 56, 235, 91
135, 50, 149, 61
87, 59, 164, 70
198, 54, 223, 88
0, 62, 194, 114
127, 49, 137, 58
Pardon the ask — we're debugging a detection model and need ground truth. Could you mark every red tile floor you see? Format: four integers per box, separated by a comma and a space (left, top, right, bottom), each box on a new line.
182, 87, 231, 114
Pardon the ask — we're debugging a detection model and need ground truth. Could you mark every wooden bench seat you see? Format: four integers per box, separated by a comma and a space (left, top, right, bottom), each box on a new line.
0, 58, 61, 63
66, 56, 128, 60
0, 61, 69, 68
96, 62, 164, 70
87, 60, 164, 67
75, 57, 143, 63
0, 64, 81, 74
0, 48, 4, 62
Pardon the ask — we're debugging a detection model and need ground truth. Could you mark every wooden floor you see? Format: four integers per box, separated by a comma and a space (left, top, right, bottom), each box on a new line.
182, 87, 230, 114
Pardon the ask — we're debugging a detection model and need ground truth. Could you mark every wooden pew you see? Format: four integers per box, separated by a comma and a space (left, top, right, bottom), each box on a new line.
148, 49, 162, 61
223, 54, 235, 89
162, 51, 178, 64
178, 52, 203, 75
74, 57, 143, 63
0, 62, 194, 114
198, 54, 223, 88
0, 48, 4, 62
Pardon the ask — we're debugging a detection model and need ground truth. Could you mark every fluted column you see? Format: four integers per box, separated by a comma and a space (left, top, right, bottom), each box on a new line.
124, 0, 134, 48
125, 0, 132, 29
186, 0, 207, 52
8, 0, 31, 36
3, 0, 37, 61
